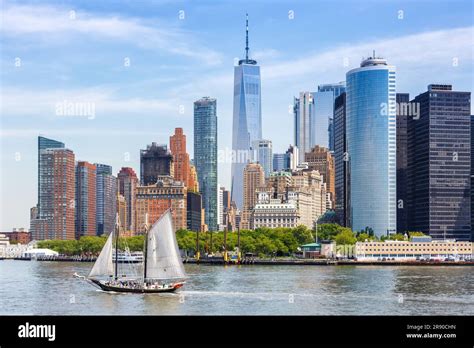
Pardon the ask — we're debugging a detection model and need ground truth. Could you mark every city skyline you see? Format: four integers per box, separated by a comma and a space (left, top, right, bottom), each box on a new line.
1, 0, 473, 230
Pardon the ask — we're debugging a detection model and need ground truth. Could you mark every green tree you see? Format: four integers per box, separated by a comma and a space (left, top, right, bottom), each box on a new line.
334, 229, 357, 245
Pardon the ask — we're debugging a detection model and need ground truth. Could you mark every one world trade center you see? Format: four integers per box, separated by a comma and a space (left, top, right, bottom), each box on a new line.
231, 14, 262, 209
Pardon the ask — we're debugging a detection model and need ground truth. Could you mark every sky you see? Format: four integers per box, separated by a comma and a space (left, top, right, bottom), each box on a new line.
0, 0, 473, 230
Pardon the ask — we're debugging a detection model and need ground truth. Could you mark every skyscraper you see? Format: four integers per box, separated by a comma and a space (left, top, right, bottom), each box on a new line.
170, 128, 196, 190
241, 163, 265, 229
317, 82, 346, 151
37, 136, 64, 214
140, 143, 174, 186
346, 56, 397, 236
407, 84, 471, 240
285, 145, 299, 171
471, 115, 474, 241
31, 148, 75, 240
252, 139, 273, 177
273, 153, 286, 172
95, 164, 117, 236
396, 93, 410, 233
304, 145, 335, 209
334, 92, 349, 226
187, 191, 203, 232
136, 176, 187, 233
75, 161, 97, 239
231, 14, 262, 209
293, 92, 315, 163
194, 97, 218, 231
217, 186, 224, 230
116, 193, 127, 234
117, 167, 138, 234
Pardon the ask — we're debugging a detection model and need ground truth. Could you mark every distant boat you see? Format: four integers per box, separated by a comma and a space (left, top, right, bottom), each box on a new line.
75, 210, 186, 293
112, 250, 143, 263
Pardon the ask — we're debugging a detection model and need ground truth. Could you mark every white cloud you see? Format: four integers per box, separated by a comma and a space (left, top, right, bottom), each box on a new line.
0, 2, 223, 65
262, 26, 473, 83
0, 87, 181, 118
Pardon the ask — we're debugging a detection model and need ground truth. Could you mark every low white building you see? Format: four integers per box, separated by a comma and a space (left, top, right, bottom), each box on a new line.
22, 248, 59, 258
355, 238, 473, 261
0, 234, 10, 257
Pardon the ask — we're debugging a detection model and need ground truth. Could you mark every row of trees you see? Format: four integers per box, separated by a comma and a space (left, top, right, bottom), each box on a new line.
37, 224, 425, 257
316, 223, 425, 244
37, 226, 315, 257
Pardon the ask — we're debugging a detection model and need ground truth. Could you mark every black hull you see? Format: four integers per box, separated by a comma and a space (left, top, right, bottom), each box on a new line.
89, 279, 183, 293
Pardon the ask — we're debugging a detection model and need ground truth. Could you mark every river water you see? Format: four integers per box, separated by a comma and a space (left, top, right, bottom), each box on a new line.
0, 260, 472, 315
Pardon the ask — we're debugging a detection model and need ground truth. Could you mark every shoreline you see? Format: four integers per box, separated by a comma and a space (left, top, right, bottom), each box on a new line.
2, 256, 473, 266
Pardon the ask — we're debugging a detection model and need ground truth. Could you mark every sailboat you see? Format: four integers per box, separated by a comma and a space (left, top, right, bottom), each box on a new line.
75, 210, 186, 293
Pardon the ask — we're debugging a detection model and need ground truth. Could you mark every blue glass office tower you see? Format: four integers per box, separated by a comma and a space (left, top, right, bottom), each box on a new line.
231, 14, 262, 209
273, 153, 286, 172
346, 57, 396, 236
318, 82, 346, 151
194, 97, 218, 231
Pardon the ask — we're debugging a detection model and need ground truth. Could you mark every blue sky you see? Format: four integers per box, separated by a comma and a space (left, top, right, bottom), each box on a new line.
1, 0, 473, 230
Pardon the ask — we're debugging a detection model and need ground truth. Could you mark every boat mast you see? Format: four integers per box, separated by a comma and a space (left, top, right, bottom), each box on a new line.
143, 213, 149, 281
114, 213, 120, 280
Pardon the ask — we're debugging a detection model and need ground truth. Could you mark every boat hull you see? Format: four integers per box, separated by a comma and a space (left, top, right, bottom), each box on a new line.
89, 279, 184, 293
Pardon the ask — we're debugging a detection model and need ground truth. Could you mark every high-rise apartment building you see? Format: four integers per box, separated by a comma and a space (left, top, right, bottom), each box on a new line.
194, 97, 218, 231
170, 128, 196, 190
75, 161, 97, 239
346, 56, 397, 236
231, 14, 262, 209
304, 145, 335, 209
407, 84, 471, 240
241, 163, 265, 229
135, 176, 187, 233
117, 167, 138, 234
31, 147, 75, 240
140, 143, 174, 186
116, 193, 127, 235
95, 164, 117, 236
37, 136, 65, 214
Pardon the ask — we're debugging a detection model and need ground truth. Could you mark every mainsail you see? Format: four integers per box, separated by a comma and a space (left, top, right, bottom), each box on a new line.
145, 211, 186, 280
89, 232, 114, 278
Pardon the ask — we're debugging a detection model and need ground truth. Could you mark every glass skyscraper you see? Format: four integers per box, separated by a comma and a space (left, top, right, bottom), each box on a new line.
37, 136, 64, 213
334, 92, 349, 227
407, 85, 471, 240
194, 97, 218, 231
272, 153, 286, 172
252, 139, 273, 177
317, 82, 346, 151
346, 56, 397, 236
95, 164, 117, 236
231, 14, 262, 209
293, 92, 315, 163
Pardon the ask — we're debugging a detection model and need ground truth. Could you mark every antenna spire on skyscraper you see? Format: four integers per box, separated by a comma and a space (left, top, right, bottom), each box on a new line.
239, 13, 256, 65
246, 13, 249, 61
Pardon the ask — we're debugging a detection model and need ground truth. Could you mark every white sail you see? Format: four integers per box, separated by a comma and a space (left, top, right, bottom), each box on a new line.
146, 211, 186, 280
89, 232, 114, 278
